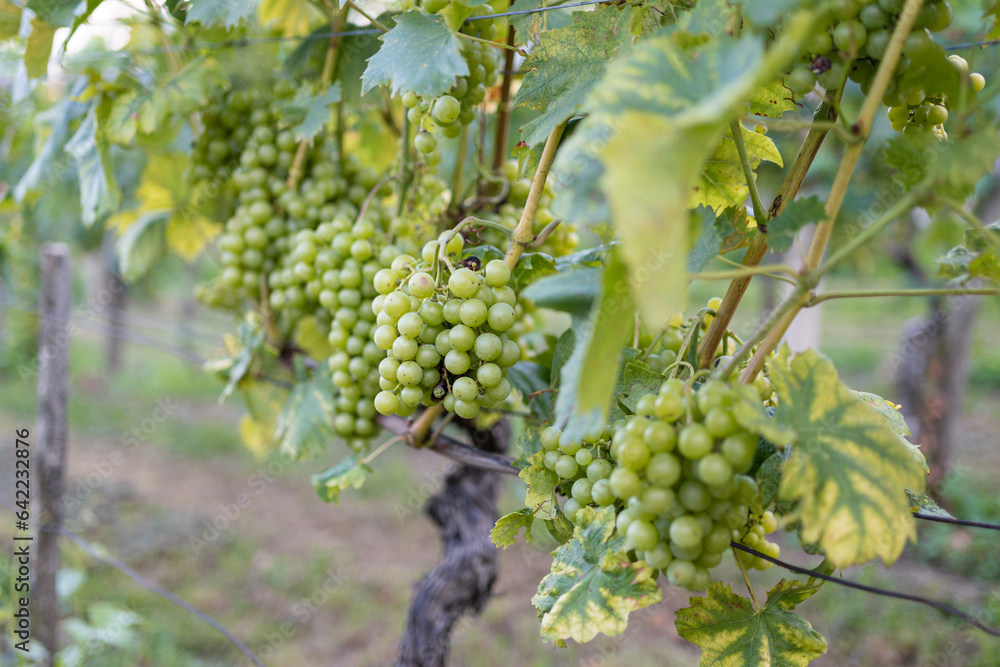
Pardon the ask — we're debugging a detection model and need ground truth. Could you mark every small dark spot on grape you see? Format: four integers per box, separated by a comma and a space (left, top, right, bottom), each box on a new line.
461, 256, 482, 271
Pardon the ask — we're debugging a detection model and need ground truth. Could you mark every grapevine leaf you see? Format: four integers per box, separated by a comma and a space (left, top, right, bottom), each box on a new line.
756, 445, 790, 508
770, 349, 928, 568
13, 85, 90, 203
509, 0, 573, 40
293, 316, 334, 360
185, 0, 257, 29
765, 195, 826, 253
65, 105, 120, 226
633, 0, 692, 36
936, 223, 1000, 284
519, 449, 560, 521
521, 268, 601, 321
508, 361, 553, 421
26, 0, 78, 28
766, 574, 828, 612
854, 391, 927, 474
615, 362, 663, 415
492, 509, 536, 548
514, 5, 633, 147
695, 122, 783, 213
0, 1, 20, 39
513, 427, 544, 469
550, 117, 614, 227
550, 328, 576, 389
115, 211, 168, 283
292, 84, 342, 141
545, 510, 575, 544
689, 206, 752, 272
885, 131, 1000, 206
533, 506, 661, 643
553, 251, 635, 444
361, 13, 468, 98
238, 414, 275, 458
747, 79, 796, 118
275, 375, 337, 460
731, 383, 795, 447
257, 0, 322, 36
511, 252, 557, 293
554, 245, 610, 271
311, 455, 372, 504
906, 489, 954, 519
986, 2, 1000, 42
675, 582, 828, 667
25, 17, 56, 79
212, 320, 266, 403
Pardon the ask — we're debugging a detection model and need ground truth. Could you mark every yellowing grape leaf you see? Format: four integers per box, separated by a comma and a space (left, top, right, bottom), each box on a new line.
514, 5, 633, 148
311, 454, 372, 504
731, 383, 794, 447
770, 349, 927, 568
491, 508, 536, 548
238, 414, 276, 459
533, 506, 661, 643
747, 79, 796, 118
275, 375, 337, 460
986, 2, 1000, 41
362, 12, 468, 98
1, 1, 22, 39
519, 449, 560, 521
602, 114, 709, 326
25, 16, 56, 78
694, 121, 783, 213
258, 0, 322, 36
675, 582, 827, 667
855, 390, 928, 474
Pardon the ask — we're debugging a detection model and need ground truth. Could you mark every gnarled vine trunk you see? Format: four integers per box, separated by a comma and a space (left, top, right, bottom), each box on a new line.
395, 420, 508, 667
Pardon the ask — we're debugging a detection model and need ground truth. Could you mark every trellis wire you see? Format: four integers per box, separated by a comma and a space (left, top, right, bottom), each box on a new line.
731, 541, 1000, 637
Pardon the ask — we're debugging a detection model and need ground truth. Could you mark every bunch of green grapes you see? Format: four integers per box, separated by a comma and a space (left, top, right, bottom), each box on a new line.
402, 3, 502, 168
371, 235, 520, 420
189, 82, 297, 205
782, 1, 959, 116
886, 54, 987, 136
542, 377, 781, 592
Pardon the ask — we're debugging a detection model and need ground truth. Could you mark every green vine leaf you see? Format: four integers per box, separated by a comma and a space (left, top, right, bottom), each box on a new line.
615, 362, 663, 415
532, 506, 661, 643
747, 79, 796, 117
936, 222, 1000, 284
694, 122, 783, 213
362, 12, 468, 98
115, 211, 168, 283
521, 267, 601, 321
553, 251, 635, 444
26, 0, 78, 28
519, 449, 561, 521
275, 375, 337, 460
514, 5, 633, 148
311, 454, 372, 504
731, 383, 795, 447
65, 105, 120, 226
885, 131, 1000, 207
906, 489, 954, 519
770, 349, 928, 568
688, 206, 753, 272
675, 581, 828, 666
492, 508, 536, 548
25, 16, 57, 79
765, 195, 826, 253
185, 0, 258, 29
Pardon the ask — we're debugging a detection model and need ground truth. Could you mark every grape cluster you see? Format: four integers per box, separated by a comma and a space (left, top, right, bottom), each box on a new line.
783, 1, 956, 112
371, 235, 520, 420
543, 377, 781, 592
189, 82, 296, 212
886, 55, 986, 136
403, 4, 501, 168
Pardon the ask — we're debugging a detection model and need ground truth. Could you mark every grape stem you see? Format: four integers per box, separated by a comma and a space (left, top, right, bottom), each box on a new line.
449, 124, 470, 215
456, 31, 527, 56
739, 0, 926, 383
729, 119, 770, 227
360, 435, 406, 465
740, 115, 860, 144
505, 121, 567, 270
732, 545, 761, 610
408, 404, 445, 448
287, 5, 347, 189
807, 286, 998, 305
696, 99, 836, 371
527, 219, 563, 248
344, 0, 388, 32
